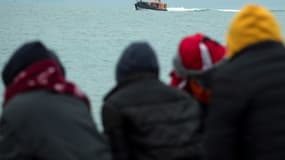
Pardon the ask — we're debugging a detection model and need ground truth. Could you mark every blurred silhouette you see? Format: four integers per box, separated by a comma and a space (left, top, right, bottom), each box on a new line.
170, 33, 225, 108
205, 4, 285, 160
102, 42, 203, 160
0, 41, 111, 160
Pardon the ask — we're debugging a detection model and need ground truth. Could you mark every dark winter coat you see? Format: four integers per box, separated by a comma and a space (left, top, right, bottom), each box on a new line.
102, 73, 203, 160
205, 41, 285, 160
0, 90, 111, 160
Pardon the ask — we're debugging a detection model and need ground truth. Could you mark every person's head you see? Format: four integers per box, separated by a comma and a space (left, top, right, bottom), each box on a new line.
170, 33, 225, 104
2, 41, 90, 107
226, 4, 284, 58
2, 41, 65, 86
116, 42, 159, 83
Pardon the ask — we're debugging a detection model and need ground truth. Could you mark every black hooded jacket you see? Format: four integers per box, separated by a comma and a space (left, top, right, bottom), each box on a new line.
0, 91, 111, 160
205, 41, 285, 160
0, 41, 111, 160
102, 42, 203, 160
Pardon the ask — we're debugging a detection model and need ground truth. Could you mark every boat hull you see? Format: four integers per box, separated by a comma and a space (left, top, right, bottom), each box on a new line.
135, 2, 167, 11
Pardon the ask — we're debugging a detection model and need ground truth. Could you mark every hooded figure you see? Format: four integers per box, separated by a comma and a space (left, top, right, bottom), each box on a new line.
170, 33, 226, 106
204, 4, 285, 160
102, 42, 202, 160
0, 41, 111, 160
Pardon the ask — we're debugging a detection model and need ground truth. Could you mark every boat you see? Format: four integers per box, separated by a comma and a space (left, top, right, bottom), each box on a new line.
135, 0, 167, 11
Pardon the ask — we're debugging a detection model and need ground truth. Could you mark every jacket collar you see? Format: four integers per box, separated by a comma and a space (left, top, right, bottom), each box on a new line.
229, 41, 284, 61
104, 72, 158, 101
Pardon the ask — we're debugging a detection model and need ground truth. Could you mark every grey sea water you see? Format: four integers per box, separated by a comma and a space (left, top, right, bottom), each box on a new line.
0, 4, 285, 128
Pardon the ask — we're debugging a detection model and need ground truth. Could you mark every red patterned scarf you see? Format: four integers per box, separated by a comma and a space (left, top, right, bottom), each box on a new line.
4, 59, 90, 109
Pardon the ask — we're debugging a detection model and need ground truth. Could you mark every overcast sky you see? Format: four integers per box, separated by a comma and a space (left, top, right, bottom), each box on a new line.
2, 0, 285, 9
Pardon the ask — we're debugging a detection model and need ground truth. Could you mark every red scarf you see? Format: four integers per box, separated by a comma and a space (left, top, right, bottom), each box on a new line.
169, 71, 210, 105
4, 59, 90, 109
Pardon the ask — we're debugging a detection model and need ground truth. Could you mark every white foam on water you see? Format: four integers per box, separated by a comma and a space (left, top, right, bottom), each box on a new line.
214, 9, 240, 12
166, 7, 240, 12
167, 7, 208, 12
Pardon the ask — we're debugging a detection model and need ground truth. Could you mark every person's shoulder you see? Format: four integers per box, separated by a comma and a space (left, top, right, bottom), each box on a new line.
6, 90, 85, 107
218, 41, 285, 76
3, 90, 88, 120
159, 81, 197, 101
4, 90, 48, 114
213, 56, 248, 80
1, 91, 50, 129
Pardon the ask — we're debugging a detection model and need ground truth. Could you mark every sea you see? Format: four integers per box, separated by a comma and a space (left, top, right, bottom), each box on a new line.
0, 4, 285, 129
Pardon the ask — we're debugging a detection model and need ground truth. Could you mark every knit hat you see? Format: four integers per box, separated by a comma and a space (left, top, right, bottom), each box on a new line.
173, 33, 225, 79
226, 4, 284, 58
2, 41, 65, 86
116, 42, 159, 83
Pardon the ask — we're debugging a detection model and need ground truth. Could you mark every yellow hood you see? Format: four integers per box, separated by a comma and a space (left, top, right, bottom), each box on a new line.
226, 4, 284, 58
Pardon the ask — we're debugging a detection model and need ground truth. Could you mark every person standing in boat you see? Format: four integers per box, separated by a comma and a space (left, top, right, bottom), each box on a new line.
102, 42, 203, 160
0, 41, 111, 160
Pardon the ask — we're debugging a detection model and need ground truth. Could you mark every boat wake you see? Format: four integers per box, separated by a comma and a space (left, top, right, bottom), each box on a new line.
215, 9, 240, 12
167, 7, 208, 12
167, 7, 239, 12
167, 7, 285, 13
